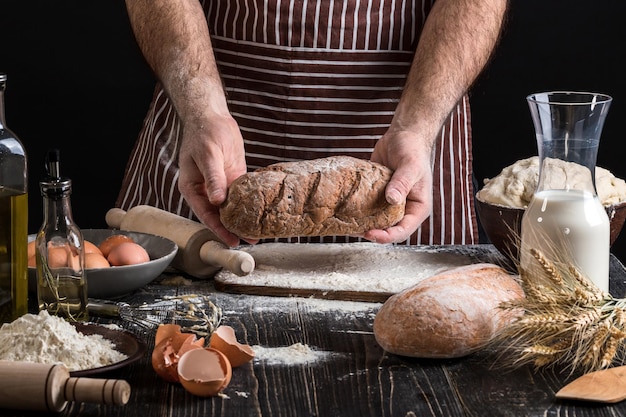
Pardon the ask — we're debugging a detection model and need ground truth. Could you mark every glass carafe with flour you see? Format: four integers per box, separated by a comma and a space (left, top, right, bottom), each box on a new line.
520, 91, 612, 293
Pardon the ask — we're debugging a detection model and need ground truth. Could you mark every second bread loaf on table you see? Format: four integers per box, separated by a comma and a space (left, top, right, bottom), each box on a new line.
220, 156, 405, 239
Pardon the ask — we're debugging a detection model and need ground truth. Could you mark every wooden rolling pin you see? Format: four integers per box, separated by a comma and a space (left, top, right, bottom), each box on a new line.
106, 205, 255, 278
0, 361, 130, 412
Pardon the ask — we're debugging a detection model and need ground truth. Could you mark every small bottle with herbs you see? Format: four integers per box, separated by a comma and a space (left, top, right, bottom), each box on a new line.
35, 149, 88, 321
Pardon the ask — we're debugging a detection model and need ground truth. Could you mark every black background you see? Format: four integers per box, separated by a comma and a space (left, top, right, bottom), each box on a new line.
2, 1, 626, 262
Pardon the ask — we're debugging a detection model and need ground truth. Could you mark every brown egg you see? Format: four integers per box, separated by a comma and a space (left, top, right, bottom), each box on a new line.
99, 234, 135, 258
209, 325, 255, 368
67, 251, 81, 271
27, 240, 36, 259
84, 240, 103, 256
85, 253, 111, 269
47, 246, 69, 268
27, 255, 36, 268
107, 242, 150, 266
177, 348, 232, 397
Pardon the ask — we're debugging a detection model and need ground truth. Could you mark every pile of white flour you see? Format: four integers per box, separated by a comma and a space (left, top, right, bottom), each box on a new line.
0, 311, 127, 371
252, 343, 332, 365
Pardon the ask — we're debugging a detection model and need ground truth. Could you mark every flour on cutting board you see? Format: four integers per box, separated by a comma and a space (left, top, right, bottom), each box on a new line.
215, 242, 475, 294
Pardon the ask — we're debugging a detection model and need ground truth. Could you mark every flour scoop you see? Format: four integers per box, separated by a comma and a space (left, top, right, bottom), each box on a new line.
556, 365, 626, 403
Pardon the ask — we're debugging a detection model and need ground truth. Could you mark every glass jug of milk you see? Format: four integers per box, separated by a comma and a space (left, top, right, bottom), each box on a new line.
520, 91, 612, 293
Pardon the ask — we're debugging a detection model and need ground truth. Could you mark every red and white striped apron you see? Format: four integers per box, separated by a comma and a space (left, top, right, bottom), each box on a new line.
116, 0, 478, 245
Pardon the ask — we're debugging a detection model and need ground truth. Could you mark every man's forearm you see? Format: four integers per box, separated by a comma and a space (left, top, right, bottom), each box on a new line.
124, 0, 229, 122
394, 0, 508, 141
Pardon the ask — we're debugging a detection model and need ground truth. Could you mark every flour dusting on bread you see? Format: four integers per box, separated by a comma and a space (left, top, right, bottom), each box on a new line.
220, 156, 405, 239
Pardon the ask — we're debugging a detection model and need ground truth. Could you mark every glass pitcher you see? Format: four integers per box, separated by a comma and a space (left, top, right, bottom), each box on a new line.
520, 91, 612, 293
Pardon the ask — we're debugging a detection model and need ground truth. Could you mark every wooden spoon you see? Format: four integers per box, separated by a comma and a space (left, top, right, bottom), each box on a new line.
556, 365, 626, 403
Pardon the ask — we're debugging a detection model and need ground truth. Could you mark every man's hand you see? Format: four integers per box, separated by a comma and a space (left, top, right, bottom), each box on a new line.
366, 129, 434, 244
177, 113, 247, 247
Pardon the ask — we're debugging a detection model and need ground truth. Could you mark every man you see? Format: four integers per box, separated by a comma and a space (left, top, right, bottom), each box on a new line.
117, 0, 508, 247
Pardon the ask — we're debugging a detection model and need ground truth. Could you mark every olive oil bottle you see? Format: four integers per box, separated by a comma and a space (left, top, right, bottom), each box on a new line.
0, 73, 28, 323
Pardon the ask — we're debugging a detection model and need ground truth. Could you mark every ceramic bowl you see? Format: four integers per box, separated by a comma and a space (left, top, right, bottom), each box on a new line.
475, 198, 626, 263
29, 229, 178, 299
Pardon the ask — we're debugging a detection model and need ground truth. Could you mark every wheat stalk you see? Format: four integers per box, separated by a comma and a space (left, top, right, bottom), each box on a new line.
494, 247, 626, 374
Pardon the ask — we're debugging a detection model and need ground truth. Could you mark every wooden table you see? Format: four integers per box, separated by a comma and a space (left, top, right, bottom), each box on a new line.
4, 244, 626, 417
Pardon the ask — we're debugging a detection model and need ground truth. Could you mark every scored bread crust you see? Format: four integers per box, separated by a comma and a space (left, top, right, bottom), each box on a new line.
220, 156, 405, 239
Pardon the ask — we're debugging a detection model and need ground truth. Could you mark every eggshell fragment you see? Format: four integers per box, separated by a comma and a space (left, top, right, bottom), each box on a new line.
152, 324, 205, 383
178, 348, 232, 397
155, 324, 184, 347
209, 325, 255, 367
99, 234, 135, 258
107, 242, 150, 266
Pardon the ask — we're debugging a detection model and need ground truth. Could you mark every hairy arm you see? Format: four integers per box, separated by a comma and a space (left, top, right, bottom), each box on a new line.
125, 0, 246, 247
369, 0, 508, 243
125, 0, 228, 121
394, 0, 508, 142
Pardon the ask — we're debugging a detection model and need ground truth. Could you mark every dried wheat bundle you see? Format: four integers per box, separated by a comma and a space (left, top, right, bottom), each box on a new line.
494, 247, 626, 374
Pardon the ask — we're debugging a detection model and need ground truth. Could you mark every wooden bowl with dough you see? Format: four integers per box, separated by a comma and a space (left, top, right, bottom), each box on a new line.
475, 197, 626, 263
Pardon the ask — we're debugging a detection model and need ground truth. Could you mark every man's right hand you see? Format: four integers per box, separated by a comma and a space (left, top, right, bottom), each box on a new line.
177, 112, 248, 247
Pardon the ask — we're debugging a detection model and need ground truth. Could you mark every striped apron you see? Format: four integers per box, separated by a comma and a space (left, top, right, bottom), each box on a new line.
116, 0, 478, 245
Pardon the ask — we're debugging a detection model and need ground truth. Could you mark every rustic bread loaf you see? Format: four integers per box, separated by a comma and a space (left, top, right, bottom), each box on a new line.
373, 263, 523, 358
220, 156, 405, 239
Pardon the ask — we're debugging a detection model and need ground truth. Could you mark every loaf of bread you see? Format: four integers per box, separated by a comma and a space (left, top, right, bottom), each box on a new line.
220, 156, 405, 239
373, 263, 523, 358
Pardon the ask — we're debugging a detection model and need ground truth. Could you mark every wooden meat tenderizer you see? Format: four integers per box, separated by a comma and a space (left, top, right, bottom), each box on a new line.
0, 361, 130, 412
106, 205, 255, 278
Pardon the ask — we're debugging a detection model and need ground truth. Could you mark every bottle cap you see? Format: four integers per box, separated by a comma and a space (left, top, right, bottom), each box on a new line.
40, 149, 72, 197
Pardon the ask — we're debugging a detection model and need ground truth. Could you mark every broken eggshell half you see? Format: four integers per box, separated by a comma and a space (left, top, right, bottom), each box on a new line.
209, 325, 255, 368
177, 348, 233, 397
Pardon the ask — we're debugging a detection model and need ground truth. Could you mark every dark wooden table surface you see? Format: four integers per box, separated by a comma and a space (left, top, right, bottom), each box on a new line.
4, 244, 626, 417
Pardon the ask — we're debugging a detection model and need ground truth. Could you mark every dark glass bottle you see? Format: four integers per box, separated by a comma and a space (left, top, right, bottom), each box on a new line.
36, 149, 88, 321
0, 73, 28, 323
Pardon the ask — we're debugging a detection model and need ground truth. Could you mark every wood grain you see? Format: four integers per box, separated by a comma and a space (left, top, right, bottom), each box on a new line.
11, 245, 624, 417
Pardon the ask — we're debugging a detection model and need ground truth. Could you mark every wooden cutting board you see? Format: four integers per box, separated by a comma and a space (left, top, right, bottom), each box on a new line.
214, 243, 494, 302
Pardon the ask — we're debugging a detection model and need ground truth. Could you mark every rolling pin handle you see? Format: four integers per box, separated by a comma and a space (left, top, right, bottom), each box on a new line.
65, 377, 131, 406
105, 208, 127, 229
199, 240, 255, 276
0, 362, 130, 412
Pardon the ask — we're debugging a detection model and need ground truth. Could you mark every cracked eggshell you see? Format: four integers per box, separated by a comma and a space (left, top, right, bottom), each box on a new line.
155, 324, 184, 346
209, 325, 255, 368
152, 324, 205, 383
178, 348, 232, 397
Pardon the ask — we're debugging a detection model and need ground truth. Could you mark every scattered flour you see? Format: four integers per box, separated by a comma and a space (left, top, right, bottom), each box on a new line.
252, 343, 331, 365
240, 296, 381, 316
0, 310, 127, 371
